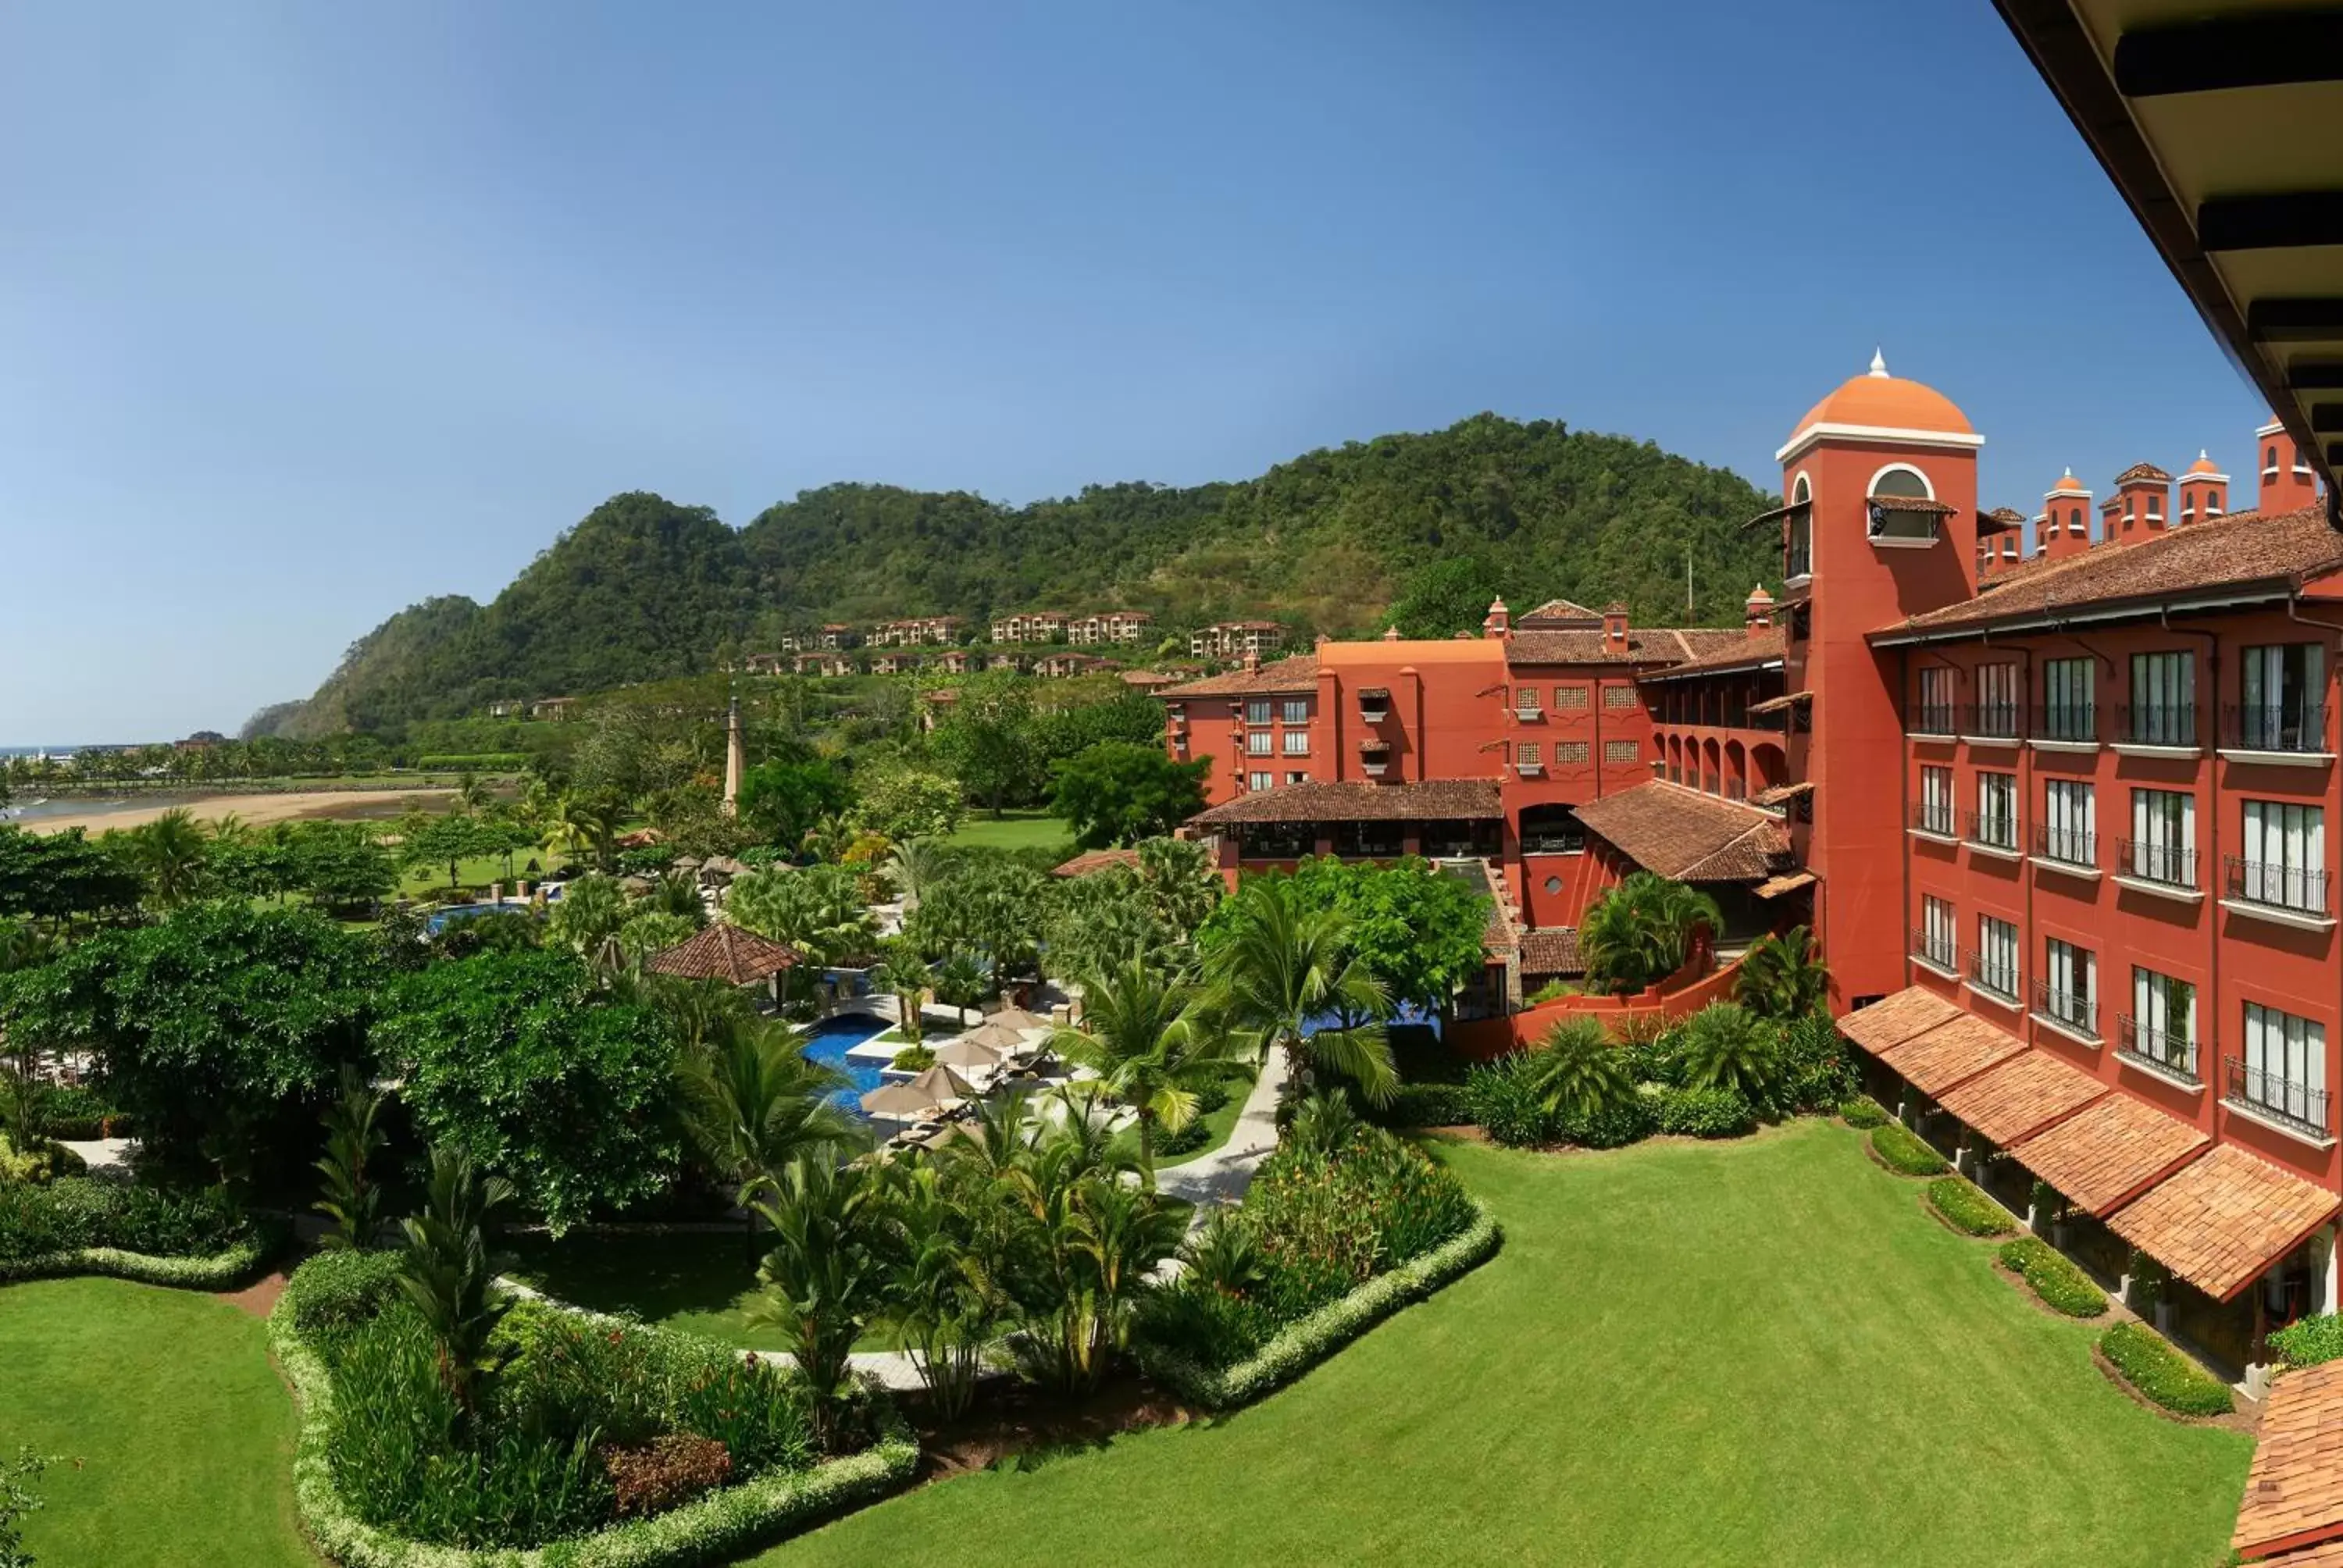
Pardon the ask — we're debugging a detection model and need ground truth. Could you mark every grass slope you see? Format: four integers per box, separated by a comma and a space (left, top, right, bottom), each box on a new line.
0, 1278, 315, 1568
941, 809, 1072, 855
776, 1122, 2249, 1568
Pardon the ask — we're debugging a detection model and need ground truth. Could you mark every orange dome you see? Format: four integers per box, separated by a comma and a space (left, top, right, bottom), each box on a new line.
2049, 469, 2086, 494
2185, 450, 2222, 476
1786, 351, 1973, 446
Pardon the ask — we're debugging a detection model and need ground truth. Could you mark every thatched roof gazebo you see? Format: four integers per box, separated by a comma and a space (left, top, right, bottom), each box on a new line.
644, 923, 802, 991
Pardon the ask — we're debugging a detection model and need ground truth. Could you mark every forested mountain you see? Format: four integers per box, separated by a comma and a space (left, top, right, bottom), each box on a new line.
267, 415, 1780, 738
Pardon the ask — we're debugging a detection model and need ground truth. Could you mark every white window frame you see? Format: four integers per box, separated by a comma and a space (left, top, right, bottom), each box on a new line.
1920, 766, 1954, 836
2242, 1003, 2327, 1131
2130, 968, 2198, 1079
2239, 799, 2327, 913
1920, 895, 1956, 971
1974, 772, 2017, 850
2043, 937, 2095, 1033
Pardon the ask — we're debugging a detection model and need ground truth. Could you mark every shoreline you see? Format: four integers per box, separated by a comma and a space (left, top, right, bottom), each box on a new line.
13, 787, 457, 836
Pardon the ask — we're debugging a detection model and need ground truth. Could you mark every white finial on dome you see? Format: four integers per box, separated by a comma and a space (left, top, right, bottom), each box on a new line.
2199, 448, 2210, 463
1868, 347, 1888, 379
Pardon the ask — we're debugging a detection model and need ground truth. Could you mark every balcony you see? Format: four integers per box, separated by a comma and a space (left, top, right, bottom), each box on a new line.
2115, 702, 2200, 754
1964, 950, 2022, 1004
1359, 739, 1392, 779
1906, 704, 1958, 740
1962, 808, 2022, 857
2030, 703, 2099, 749
1957, 702, 2024, 745
2031, 978, 2100, 1042
1357, 687, 1391, 724
1908, 801, 1958, 842
1515, 760, 1546, 778
1514, 704, 1544, 724
2031, 824, 2098, 876
2117, 1017, 2201, 1087
1909, 927, 1958, 978
2113, 839, 2200, 900
2223, 1057, 2334, 1146
2222, 856, 2335, 930
2220, 702, 2332, 762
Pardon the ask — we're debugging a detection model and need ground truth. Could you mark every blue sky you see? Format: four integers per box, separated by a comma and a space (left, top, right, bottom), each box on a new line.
0, 0, 2270, 743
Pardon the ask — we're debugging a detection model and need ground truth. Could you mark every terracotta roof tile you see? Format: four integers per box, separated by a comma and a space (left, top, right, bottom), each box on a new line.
1878, 1013, 2025, 1096
2009, 1094, 2209, 1216
1637, 627, 1786, 679
644, 923, 802, 985
2108, 1145, 2338, 1303
1189, 777, 1503, 826
2114, 461, 2174, 485
1571, 782, 1791, 882
1517, 597, 1603, 626
1504, 625, 1751, 668
1160, 654, 1319, 697
1518, 927, 1582, 975
1050, 848, 1140, 878
1880, 504, 2340, 639
1838, 986, 1964, 1056
2267, 1541, 2343, 1567
2234, 1359, 2343, 1558
1931, 1050, 2107, 1147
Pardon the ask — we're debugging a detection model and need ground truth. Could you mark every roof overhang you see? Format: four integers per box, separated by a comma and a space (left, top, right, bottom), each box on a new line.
1774, 423, 1985, 466
1993, 0, 2343, 523
1867, 580, 2298, 647
1638, 657, 1784, 683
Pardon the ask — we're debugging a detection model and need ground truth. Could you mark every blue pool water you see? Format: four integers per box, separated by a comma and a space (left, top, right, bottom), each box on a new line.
426, 903, 509, 935
800, 1012, 890, 1113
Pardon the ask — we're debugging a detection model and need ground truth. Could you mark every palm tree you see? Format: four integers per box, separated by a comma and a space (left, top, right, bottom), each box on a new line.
931, 950, 991, 1026
1197, 877, 1397, 1106
747, 1155, 890, 1446
397, 1146, 515, 1412
543, 792, 624, 873
727, 867, 878, 969
869, 939, 935, 1046
678, 1014, 863, 1205
1676, 1003, 1784, 1109
1517, 1015, 1638, 1124
1579, 873, 1722, 996
137, 807, 210, 907
883, 837, 945, 915
545, 873, 631, 955
871, 1161, 1007, 1421
1737, 925, 1829, 1018
312, 1067, 387, 1250
1134, 836, 1219, 933
647, 870, 708, 925
1050, 956, 1247, 1186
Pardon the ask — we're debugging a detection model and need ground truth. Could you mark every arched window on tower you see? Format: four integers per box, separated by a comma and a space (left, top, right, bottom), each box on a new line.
2266, 444, 2281, 479
1786, 474, 1813, 580
1867, 465, 1939, 543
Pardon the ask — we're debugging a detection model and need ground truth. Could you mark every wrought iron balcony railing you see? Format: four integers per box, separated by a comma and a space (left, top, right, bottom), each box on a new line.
1965, 948, 2020, 1001
2225, 856, 2331, 916
2118, 701, 2199, 749
2224, 1056, 2331, 1142
2031, 703, 2099, 744
1910, 800, 1956, 838
2117, 839, 2197, 890
2031, 823, 2096, 870
2031, 978, 2099, 1039
1907, 703, 1957, 738
2223, 702, 2330, 754
1958, 702, 2023, 741
1963, 808, 2020, 851
2117, 1016, 2199, 1083
1910, 926, 1956, 973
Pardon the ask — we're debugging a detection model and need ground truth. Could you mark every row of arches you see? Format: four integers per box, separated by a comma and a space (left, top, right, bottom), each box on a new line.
1660, 733, 1787, 803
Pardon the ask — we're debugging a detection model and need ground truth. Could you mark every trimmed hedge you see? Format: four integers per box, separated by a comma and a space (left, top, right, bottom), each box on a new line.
1649, 1085, 1755, 1139
1137, 1201, 1501, 1410
1996, 1235, 2108, 1318
2270, 1312, 2343, 1369
269, 1295, 922, 1568
280, 1248, 405, 1337
2099, 1321, 2234, 1417
1925, 1177, 2013, 1238
1869, 1121, 1949, 1177
1366, 1082, 1475, 1130
0, 1232, 280, 1291
1838, 1096, 1889, 1130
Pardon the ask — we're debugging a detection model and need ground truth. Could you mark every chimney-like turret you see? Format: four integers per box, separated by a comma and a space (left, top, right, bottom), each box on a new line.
1381, 625, 1401, 641
2043, 471, 2092, 560
1743, 585, 1774, 633
1482, 597, 1510, 640
1603, 601, 1629, 652
2258, 416, 2321, 515
2177, 450, 2228, 525
2109, 461, 2173, 541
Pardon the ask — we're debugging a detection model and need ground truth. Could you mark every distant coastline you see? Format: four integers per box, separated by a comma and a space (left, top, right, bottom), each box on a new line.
6, 786, 457, 836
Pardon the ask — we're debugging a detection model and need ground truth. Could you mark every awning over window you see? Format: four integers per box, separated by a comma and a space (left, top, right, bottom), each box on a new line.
1753, 781, 1813, 808
2107, 1145, 2338, 1304
1931, 1050, 2107, 1149
2233, 1359, 2343, 1561
1753, 870, 1815, 900
1748, 690, 1811, 716
1838, 986, 1963, 1057
1879, 1014, 2026, 1097
2008, 1094, 2209, 1216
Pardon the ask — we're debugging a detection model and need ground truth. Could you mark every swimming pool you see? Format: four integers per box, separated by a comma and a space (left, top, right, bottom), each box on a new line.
426, 902, 510, 935
799, 1012, 891, 1113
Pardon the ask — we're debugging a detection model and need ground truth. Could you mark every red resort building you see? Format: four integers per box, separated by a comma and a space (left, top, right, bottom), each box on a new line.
1164, 350, 2343, 1383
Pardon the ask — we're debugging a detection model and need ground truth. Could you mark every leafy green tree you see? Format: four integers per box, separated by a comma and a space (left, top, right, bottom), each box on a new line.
726, 865, 879, 968
1196, 876, 1396, 1104
542, 792, 626, 874
1386, 555, 1503, 639
736, 759, 854, 850
615, 910, 698, 964
1736, 925, 1829, 1018
544, 873, 630, 956
869, 938, 935, 1046
0, 1445, 52, 1568
1043, 869, 1178, 985
291, 822, 398, 911
313, 1066, 387, 1250
1580, 872, 1721, 996
906, 857, 1050, 979
1517, 1016, 1637, 1124
853, 767, 963, 843
929, 674, 1036, 816
1279, 855, 1492, 1015
748, 1156, 891, 1445
376, 949, 683, 1233
397, 810, 497, 890
397, 1145, 516, 1411
930, 950, 992, 1025
0, 827, 144, 925
1049, 742, 1210, 849
1050, 957, 1246, 1186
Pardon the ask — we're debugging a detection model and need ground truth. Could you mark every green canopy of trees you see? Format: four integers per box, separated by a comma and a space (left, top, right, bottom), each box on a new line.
1050, 742, 1210, 849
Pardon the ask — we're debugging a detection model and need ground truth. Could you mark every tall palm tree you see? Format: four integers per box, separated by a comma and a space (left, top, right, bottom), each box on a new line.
397, 1146, 515, 1412
747, 1155, 890, 1445
1736, 925, 1830, 1018
679, 1014, 864, 1204
1197, 877, 1397, 1105
931, 950, 991, 1025
1050, 956, 1247, 1186
545, 873, 630, 955
883, 837, 945, 915
869, 939, 935, 1045
137, 807, 210, 907
543, 792, 624, 873
1580, 872, 1722, 996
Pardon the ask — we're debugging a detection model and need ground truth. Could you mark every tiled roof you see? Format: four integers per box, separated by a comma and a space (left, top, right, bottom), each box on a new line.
1517, 597, 1603, 625
1518, 927, 1582, 975
1571, 782, 1791, 882
1636, 627, 1786, 679
1838, 986, 1964, 1056
2266, 1540, 2343, 1567
1051, 847, 1140, 878
1159, 654, 1319, 697
2234, 1359, 2343, 1559
2107, 1145, 2338, 1303
2008, 1094, 2209, 1216
1931, 1050, 2106, 1147
1878, 1014, 2025, 1096
644, 923, 801, 985
1505, 626, 1749, 668
1879, 504, 2340, 640
1189, 777, 1503, 826
2113, 460, 2174, 484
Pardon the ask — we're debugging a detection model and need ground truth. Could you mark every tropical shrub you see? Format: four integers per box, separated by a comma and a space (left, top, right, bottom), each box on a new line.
0, 1177, 254, 1263
1517, 1016, 1637, 1126
1557, 1093, 1657, 1149
1154, 1116, 1215, 1158
2099, 1321, 2233, 1416
29, 1084, 130, 1141
1649, 1084, 1754, 1139
1868, 1121, 1949, 1176
1925, 1176, 2013, 1237
1998, 1235, 2109, 1317
1735, 925, 1829, 1018
1464, 1058, 1552, 1148
1772, 1010, 1857, 1113
604, 1435, 733, 1520
888, 1043, 936, 1073
1839, 1095, 1889, 1129
0, 1133, 84, 1185
281, 1249, 405, 1339
2271, 1313, 2343, 1369
1366, 1082, 1475, 1129
1674, 1003, 1784, 1110
1578, 873, 1719, 995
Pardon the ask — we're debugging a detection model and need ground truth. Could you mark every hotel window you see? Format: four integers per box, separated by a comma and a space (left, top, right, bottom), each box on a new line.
1918, 895, 1956, 971
1246, 771, 1275, 793
2266, 444, 2281, 479
1285, 771, 1310, 786
2236, 800, 2327, 914
2127, 651, 2195, 746
1973, 772, 2017, 850
2042, 938, 2095, 1035
1516, 686, 1543, 718
1279, 698, 1309, 725
1517, 742, 1542, 768
1918, 766, 1954, 836
1557, 740, 1591, 764
1604, 739, 1640, 764
2241, 1003, 2327, 1132
1915, 667, 1955, 735
1555, 685, 1589, 709
2042, 657, 2094, 743
1281, 729, 1310, 757
1974, 663, 2020, 738
2239, 643, 2324, 752
1603, 686, 1637, 710
2127, 968, 2198, 1079
1246, 729, 1274, 757
1246, 699, 1273, 725
2041, 780, 2094, 866
1972, 914, 2019, 1000
2127, 788, 2195, 886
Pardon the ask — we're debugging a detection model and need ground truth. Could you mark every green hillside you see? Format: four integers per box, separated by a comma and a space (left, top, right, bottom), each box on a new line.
269, 415, 1779, 737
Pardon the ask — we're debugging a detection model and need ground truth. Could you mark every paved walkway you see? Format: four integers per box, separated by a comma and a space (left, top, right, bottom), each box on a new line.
1156, 1047, 1289, 1210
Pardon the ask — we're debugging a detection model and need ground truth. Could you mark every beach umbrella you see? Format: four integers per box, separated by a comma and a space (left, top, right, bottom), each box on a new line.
929, 1034, 1007, 1071
983, 1007, 1051, 1032
958, 1021, 1027, 1052
904, 1064, 976, 1109
861, 1080, 940, 1117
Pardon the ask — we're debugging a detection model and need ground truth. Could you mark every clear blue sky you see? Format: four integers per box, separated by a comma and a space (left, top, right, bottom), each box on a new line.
0, 0, 2270, 744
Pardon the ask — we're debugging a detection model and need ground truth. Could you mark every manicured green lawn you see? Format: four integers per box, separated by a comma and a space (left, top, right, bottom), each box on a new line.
942, 808, 1073, 856
502, 1228, 789, 1351
397, 848, 566, 898
774, 1121, 2252, 1568
0, 1278, 315, 1568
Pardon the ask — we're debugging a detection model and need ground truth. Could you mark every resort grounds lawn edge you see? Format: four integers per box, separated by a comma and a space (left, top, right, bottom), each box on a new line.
771, 1122, 2252, 1568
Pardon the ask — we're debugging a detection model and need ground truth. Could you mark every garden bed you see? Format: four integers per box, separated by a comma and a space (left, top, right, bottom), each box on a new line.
0, 1177, 282, 1291
2095, 1322, 2238, 1422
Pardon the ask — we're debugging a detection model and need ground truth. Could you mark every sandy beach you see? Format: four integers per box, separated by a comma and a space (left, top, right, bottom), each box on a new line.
19, 788, 455, 836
